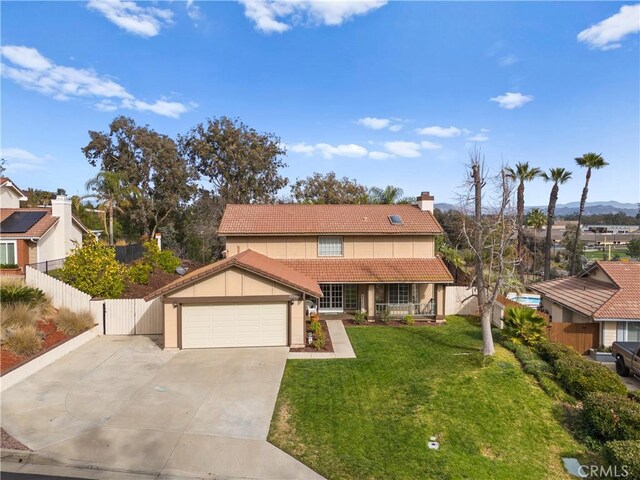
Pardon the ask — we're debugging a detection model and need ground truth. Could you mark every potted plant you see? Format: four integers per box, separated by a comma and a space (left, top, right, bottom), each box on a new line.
0, 263, 22, 276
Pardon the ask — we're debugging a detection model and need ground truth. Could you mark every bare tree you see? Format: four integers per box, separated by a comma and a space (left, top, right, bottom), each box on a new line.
459, 150, 517, 356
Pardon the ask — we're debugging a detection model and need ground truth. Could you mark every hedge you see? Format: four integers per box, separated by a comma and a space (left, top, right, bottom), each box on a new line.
554, 356, 628, 400
603, 440, 640, 480
582, 392, 640, 441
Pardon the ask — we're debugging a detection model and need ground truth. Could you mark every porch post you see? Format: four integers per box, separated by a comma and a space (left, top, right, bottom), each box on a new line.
367, 284, 375, 321
435, 284, 445, 320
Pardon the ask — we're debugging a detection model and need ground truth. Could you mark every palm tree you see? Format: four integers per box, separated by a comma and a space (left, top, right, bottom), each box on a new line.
526, 208, 546, 280
541, 168, 572, 280
84, 171, 138, 245
570, 153, 608, 274
505, 162, 541, 281
368, 185, 406, 204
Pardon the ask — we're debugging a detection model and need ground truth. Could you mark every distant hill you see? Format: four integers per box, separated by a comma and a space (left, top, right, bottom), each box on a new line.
435, 201, 639, 217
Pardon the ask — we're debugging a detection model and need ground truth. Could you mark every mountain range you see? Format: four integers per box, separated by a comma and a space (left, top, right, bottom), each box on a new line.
435, 201, 639, 217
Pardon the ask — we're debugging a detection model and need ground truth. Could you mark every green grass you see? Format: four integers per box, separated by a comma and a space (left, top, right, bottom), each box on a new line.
269, 316, 585, 480
583, 247, 631, 261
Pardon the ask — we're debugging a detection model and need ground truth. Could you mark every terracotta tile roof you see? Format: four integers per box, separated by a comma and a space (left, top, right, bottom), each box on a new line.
594, 262, 640, 320
280, 257, 454, 283
530, 261, 640, 320
145, 249, 323, 300
0, 208, 59, 239
218, 204, 443, 235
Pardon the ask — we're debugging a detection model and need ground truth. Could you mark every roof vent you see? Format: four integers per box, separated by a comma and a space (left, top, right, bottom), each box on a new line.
389, 215, 403, 225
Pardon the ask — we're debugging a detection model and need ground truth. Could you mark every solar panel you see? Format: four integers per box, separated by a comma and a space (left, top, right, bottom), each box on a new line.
0, 211, 47, 234
389, 215, 403, 225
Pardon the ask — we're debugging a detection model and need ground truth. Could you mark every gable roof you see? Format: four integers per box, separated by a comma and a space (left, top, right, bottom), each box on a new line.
0, 177, 27, 200
0, 208, 59, 239
218, 204, 443, 236
530, 261, 640, 320
145, 249, 323, 300
280, 257, 454, 283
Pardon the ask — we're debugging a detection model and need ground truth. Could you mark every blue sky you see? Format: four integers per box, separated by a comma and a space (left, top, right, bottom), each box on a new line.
2, 1, 639, 207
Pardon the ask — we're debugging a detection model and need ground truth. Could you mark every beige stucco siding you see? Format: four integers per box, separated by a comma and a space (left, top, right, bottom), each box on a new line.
225, 235, 435, 259
0, 187, 22, 209
602, 322, 617, 347
163, 267, 306, 348
588, 268, 614, 285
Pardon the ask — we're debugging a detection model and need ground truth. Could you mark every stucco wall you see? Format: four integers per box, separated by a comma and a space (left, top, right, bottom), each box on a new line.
0, 187, 21, 208
163, 267, 306, 349
37, 226, 58, 263
602, 321, 617, 347
225, 235, 435, 259
587, 268, 614, 285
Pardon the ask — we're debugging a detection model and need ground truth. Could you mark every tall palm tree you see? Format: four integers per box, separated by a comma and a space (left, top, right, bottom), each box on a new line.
84, 171, 138, 245
526, 208, 546, 280
570, 153, 608, 274
505, 162, 541, 281
368, 185, 406, 204
541, 168, 572, 280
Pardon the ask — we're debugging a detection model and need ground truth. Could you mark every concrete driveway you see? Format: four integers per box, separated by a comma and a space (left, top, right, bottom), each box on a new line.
1, 336, 323, 479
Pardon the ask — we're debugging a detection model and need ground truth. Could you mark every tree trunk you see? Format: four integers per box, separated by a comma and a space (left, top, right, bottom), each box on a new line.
481, 307, 495, 356
571, 168, 591, 274
543, 183, 558, 280
516, 182, 525, 282
109, 200, 114, 246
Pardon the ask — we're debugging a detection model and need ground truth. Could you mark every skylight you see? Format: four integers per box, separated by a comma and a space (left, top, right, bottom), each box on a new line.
389, 215, 403, 225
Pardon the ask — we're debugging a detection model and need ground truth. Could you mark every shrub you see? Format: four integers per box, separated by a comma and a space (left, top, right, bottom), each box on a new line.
536, 340, 580, 366
3, 325, 42, 356
583, 393, 640, 441
603, 440, 640, 480
60, 236, 126, 298
503, 307, 547, 345
555, 356, 627, 400
629, 391, 640, 404
0, 263, 18, 269
0, 303, 38, 329
309, 320, 322, 335
353, 311, 367, 325
312, 330, 325, 351
0, 283, 46, 307
127, 261, 153, 285
143, 240, 181, 273
54, 308, 95, 336
403, 314, 415, 326
380, 308, 391, 324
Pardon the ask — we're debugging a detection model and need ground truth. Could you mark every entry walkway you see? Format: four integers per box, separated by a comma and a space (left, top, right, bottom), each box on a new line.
288, 320, 356, 359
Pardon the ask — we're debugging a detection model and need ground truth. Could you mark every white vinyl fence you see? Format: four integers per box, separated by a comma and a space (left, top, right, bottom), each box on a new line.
444, 286, 479, 316
25, 266, 163, 336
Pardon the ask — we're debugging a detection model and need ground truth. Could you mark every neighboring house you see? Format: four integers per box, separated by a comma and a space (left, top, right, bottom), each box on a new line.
530, 261, 640, 348
0, 177, 88, 273
147, 192, 454, 350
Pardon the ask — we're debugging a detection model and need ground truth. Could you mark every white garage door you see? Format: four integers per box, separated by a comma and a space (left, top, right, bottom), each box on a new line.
182, 303, 287, 348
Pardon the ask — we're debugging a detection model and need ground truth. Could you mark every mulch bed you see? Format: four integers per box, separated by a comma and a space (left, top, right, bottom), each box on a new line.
290, 320, 334, 353
342, 319, 445, 327
120, 260, 203, 299
0, 318, 72, 375
0, 428, 30, 451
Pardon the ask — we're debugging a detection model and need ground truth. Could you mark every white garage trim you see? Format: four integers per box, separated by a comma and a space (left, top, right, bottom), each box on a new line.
181, 302, 288, 349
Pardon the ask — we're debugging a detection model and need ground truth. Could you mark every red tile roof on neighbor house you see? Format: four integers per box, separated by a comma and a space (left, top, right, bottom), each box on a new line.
0, 208, 58, 239
218, 204, 443, 236
280, 257, 454, 283
530, 261, 640, 320
145, 249, 323, 300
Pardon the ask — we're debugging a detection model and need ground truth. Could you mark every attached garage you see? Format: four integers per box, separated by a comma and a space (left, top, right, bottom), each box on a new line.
181, 303, 287, 349
144, 249, 322, 350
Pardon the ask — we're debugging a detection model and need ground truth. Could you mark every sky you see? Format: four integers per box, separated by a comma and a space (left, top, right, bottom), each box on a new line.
1, 1, 639, 207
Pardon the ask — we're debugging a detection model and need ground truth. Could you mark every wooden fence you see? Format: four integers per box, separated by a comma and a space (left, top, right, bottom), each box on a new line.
25, 266, 162, 336
546, 322, 599, 354
444, 286, 479, 316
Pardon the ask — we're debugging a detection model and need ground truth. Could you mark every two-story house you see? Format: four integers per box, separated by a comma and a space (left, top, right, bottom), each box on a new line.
147, 192, 453, 350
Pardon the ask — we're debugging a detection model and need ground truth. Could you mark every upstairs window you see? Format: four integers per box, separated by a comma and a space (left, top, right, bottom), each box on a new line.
388, 215, 403, 225
318, 236, 343, 257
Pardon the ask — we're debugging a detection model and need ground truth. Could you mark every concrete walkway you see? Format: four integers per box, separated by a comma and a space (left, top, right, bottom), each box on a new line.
289, 320, 356, 359
1, 336, 324, 480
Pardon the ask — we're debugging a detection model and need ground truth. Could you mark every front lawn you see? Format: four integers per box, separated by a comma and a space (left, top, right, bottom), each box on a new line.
269, 316, 584, 480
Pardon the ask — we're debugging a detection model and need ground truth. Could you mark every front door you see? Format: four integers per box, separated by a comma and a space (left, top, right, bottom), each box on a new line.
319, 284, 343, 313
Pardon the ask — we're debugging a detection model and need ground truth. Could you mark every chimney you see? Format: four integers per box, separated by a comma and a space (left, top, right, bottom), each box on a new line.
416, 191, 434, 213
51, 195, 74, 258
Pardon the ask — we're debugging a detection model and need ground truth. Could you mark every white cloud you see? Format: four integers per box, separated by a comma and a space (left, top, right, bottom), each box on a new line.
467, 134, 489, 142
577, 4, 640, 51
87, 0, 173, 37
316, 143, 368, 159
388, 124, 402, 132
382, 141, 437, 158
420, 141, 442, 150
288, 142, 316, 155
357, 117, 391, 130
498, 54, 518, 66
369, 151, 393, 160
186, 0, 203, 21
415, 125, 462, 137
238, 0, 387, 34
0, 147, 51, 172
1, 45, 192, 118
490, 92, 534, 110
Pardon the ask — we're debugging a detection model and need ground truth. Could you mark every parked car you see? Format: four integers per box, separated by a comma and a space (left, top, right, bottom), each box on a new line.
305, 300, 318, 317
611, 341, 640, 377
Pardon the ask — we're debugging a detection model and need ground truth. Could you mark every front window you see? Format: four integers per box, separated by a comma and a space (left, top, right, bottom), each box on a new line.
388, 284, 410, 304
344, 284, 357, 309
319, 284, 343, 311
0, 242, 16, 265
318, 236, 343, 257
617, 322, 640, 342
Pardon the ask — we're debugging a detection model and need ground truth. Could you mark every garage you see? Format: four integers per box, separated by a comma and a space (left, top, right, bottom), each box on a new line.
182, 303, 287, 348
144, 249, 323, 350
